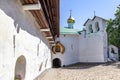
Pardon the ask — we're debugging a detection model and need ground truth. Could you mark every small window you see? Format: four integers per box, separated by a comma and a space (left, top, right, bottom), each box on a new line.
64, 35, 66, 37
95, 22, 100, 32
111, 48, 115, 54
71, 44, 73, 50
89, 24, 93, 33
83, 29, 86, 38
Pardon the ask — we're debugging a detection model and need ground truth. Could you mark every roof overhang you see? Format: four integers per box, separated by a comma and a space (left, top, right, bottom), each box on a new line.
20, 0, 59, 45
23, 1, 41, 10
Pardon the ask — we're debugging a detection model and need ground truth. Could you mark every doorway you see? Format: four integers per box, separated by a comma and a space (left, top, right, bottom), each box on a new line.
53, 58, 61, 68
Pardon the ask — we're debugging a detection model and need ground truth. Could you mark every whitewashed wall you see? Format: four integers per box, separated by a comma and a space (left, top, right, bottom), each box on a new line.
79, 17, 108, 63
0, 0, 52, 80
52, 34, 79, 66
79, 32, 107, 62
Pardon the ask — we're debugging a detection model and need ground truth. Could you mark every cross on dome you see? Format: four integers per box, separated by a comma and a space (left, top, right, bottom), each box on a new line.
67, 10, 75, 23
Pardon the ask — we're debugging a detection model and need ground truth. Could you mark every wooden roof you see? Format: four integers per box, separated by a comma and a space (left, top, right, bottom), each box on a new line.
20, 0, 59, 44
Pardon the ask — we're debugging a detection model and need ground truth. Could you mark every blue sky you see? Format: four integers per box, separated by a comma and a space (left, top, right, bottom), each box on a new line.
60, 0, 120, 30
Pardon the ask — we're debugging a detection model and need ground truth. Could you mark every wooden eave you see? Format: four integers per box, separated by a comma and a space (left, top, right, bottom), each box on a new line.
20, 0, 59, 44
39, 0, 60, 37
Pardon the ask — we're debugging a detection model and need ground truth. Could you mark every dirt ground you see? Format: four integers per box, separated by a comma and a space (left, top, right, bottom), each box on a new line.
37, 62, 120, 80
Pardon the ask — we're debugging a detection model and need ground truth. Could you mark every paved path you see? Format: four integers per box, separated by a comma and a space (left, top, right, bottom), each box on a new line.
37, 62, 120, 80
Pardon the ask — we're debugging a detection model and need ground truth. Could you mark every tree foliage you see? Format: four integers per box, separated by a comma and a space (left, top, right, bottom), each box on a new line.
106, 5, 120, 58
106, 5, 120, 47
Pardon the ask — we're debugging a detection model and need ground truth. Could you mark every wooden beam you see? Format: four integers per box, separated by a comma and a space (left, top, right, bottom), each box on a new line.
23, 2, 41, 10
49, 41, 54, 43
50, 43, 55, 45
40, 28, 50, 32
46, 36, 53, 39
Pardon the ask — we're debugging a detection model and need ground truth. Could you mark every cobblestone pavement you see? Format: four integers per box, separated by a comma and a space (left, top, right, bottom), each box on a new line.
38, 62, 120, 80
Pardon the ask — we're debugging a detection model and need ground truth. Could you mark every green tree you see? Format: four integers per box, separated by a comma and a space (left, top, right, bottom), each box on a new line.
106, 5, 120, 59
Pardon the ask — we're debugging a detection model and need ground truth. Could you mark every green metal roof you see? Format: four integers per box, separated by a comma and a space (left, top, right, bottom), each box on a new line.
60, 27, 81, 34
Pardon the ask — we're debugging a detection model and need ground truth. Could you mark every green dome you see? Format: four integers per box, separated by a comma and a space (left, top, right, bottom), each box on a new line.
67, 16, 75, 23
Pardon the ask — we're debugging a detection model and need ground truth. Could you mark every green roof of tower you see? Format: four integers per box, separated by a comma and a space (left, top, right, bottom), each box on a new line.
60, 27, 81, 34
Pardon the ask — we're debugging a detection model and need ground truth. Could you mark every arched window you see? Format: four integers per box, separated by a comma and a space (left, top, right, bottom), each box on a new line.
95, 22, 100, 32
89, 24, 93, 33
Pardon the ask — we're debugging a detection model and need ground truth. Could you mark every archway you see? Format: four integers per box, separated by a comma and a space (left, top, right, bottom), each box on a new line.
53, 58, 61, 68
14, 55, 26, 80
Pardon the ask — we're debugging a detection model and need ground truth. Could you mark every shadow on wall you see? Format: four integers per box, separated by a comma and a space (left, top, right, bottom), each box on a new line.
38, 59, 48, 72
0, 0, 49, 46
14, 55, 26, 80
45, 59, 48, 67
39, 62, 43, 71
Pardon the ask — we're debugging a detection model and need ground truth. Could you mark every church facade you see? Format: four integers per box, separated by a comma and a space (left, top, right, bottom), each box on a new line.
52, 13, 119, 67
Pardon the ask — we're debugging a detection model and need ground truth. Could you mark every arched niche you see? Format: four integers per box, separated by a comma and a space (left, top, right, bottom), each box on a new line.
52, 58, 61, 68
14, 55, 26, 80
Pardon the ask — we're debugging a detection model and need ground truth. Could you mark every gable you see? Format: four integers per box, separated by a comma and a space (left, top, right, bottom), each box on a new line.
83, 19, 92, 26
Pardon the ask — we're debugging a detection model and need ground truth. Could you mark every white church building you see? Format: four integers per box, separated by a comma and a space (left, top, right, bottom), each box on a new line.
52, 12, 119, 67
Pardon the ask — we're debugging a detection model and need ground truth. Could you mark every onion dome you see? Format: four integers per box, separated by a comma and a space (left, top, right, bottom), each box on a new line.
67, 10, 75, 23
67, 16, 75, 23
